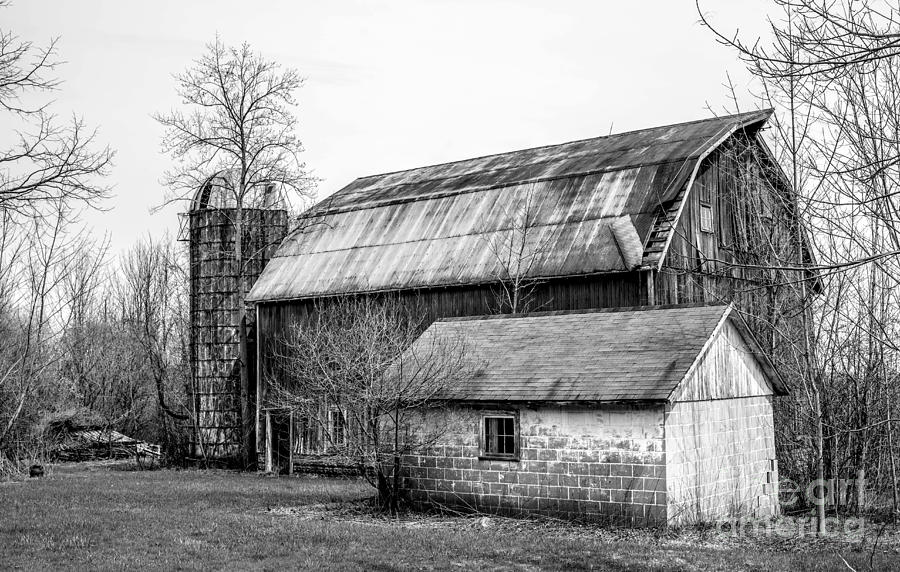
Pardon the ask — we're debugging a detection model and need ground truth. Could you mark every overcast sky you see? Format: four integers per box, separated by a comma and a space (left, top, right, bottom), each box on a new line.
5, 1, 774, 252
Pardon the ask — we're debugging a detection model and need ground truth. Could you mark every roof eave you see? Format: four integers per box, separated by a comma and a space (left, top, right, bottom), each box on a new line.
426, 398, 670, 407
247, 267, 643, 304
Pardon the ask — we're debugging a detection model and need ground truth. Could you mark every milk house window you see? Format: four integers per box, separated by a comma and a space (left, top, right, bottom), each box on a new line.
700, 202, 714, 233
481, 413, 519, 460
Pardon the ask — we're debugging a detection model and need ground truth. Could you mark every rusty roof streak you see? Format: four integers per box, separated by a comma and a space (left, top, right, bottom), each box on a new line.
408, 305, 732, 403
249, 111, 772, 302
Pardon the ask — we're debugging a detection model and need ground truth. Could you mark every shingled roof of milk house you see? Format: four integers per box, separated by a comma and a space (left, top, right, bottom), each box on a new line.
397, 303, 785, 403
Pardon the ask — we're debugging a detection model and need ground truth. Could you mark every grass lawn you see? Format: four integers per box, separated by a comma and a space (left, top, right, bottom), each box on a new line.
1, 463, 898, 571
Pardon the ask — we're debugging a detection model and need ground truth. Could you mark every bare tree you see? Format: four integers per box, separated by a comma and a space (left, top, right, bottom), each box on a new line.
42, 235, 193, 462
700, 0, 900, 80
116, 237, 192, 455
267, 296, 472, 513
0, 200, 96, 461
0, 2, 112, 219
154, 37, 311, 204
0, 3, 112, 469
485, 184, 552, 314
701, 0, 900, 525
155, 37, 313, 467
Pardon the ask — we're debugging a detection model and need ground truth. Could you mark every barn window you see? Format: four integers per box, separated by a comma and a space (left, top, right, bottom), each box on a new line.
480, 413, 519, 460
700, 202, 714, 233
328, 409, 346, 449
294, 415, 319, 455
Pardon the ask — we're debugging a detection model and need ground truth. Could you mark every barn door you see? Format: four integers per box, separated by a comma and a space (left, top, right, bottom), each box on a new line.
266, 410, 293, 475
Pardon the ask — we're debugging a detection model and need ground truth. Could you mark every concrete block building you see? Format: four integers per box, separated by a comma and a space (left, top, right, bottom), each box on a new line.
399, 304, 783, 526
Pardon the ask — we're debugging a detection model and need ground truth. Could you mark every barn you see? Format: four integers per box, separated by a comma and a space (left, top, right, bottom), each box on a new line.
397, 303, 783, 525
244, 109, 811, 521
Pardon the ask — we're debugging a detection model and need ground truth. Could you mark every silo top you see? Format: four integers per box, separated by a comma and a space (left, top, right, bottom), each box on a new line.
190, 170, 286, 211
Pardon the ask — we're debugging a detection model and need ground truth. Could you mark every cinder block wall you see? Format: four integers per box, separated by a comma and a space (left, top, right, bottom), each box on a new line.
403, 404, 668, 526
665, 395, 779, 523
663, 320, 780, 523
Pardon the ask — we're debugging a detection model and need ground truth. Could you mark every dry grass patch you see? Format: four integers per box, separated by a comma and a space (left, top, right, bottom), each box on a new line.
1, 463, 898, 571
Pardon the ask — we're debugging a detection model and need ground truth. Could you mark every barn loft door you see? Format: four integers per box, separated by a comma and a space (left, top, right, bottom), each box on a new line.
265, 410, 293, 475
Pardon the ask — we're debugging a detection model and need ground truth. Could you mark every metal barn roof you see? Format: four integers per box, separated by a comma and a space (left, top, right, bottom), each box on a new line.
248, 110, 772, 302
404, 304, 775, 403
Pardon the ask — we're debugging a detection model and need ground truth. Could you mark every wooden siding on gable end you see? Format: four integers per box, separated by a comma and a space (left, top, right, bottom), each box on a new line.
669, 319, 774, 403
654, 138, 794, 306
655, 149, 728, 305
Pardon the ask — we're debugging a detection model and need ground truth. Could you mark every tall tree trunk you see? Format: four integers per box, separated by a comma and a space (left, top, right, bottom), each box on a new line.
856, 465, 866, 515
889, 400, 899, 518
240, 314, 255, 470
391, 399, 402, 515
813, 386, 827, 534
236, 177, 255, 470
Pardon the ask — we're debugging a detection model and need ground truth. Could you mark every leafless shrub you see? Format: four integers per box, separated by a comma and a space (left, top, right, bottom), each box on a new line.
266, 296, 474, 513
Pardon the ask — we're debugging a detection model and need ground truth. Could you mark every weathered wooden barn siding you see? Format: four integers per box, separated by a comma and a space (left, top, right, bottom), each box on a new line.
256, 273, 645, 377
653, 138, 808, 308
664, 320, 779, 523
255, 272, 647, 459
654, 146, 737, 305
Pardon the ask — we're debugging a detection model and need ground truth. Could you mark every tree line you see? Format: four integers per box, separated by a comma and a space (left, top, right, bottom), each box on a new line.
700, 0, 900, 527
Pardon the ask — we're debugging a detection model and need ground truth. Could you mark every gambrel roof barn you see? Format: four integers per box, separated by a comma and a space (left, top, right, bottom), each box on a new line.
239, 110, 812, 524
249, 109, 790, 304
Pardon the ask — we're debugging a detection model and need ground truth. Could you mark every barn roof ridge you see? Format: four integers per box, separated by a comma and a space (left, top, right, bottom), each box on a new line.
304, 109, 773, 218
351, 109, 773, 183
303, 156, 695, 219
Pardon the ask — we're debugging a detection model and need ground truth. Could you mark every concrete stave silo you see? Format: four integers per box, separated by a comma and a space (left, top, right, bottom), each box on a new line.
186, 171, 288, 463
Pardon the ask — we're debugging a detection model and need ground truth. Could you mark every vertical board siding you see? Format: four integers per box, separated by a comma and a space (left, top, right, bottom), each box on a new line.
655, 138, 806, 310
670, 321, 774, 403
257, 272, 646, 408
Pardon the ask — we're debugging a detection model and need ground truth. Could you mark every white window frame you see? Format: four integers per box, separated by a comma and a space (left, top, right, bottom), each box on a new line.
699, 202, 715, 233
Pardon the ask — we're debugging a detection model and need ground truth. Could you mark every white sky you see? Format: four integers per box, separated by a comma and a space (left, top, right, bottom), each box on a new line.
5, 0, 774, 253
